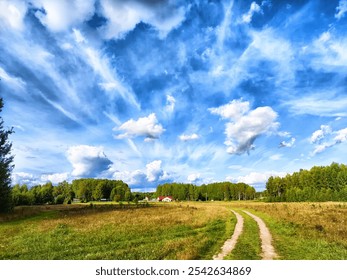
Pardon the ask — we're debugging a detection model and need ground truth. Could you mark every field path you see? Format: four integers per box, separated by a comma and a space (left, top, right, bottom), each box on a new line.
243, 210, 278, 260
213, 209, 244, 260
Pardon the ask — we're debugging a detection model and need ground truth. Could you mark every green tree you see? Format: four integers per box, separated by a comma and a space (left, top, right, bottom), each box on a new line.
0, 98, 14, 213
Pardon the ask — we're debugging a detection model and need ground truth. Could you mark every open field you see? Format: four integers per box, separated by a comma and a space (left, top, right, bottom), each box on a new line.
0, 201, 346, 260
0, 203, 233, 260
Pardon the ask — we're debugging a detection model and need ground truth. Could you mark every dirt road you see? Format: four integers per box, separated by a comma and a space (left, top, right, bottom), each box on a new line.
243, 210, 278, 260
213, 209, 244, 260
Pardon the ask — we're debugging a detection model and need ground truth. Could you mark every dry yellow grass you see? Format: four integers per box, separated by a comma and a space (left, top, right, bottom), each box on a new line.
229, 201, 347, 245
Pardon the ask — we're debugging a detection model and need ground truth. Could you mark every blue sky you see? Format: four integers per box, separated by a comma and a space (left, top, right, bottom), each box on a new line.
1, 0, 347, 191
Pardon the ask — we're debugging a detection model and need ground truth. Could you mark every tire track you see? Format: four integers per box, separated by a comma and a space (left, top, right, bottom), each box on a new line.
243, 210, 278, 260
213, 210, 244, 260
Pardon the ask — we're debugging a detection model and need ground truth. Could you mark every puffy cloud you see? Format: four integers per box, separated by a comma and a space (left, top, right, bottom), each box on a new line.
179, 133, 199, 141
310, 125, 332, 143
210, 100, 279, 154
116, 113, 165, 141
146, 160, 164, 182
335, 0, 347, 19
113, 160, 171, 187
279, 137, 296, 148
334, 128, 347, 143
32, 0, 95, 32
99, 0, 186, 39
242, 2, 262, 24
12, 172, 41, 186
187, 173, 201, 184
0, 0, 27, 30
66, 145, 113, 177
113, 170, 147, 186
209, 100, 250, 120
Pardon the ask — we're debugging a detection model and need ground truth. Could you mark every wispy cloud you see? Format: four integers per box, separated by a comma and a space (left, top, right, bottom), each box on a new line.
335, 0, 347, 20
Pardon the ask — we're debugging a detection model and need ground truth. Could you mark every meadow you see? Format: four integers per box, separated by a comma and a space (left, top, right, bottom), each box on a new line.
0, 201, 346, 260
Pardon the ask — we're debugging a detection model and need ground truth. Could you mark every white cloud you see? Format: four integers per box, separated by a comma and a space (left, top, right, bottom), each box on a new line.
334, 128, 347, 143
284, 93, 347, 117
209, 100, 250, 120
0, 66, 26, 90
99, 0, 186, 39
242, 2, 262, 24
165, 95, 176, 113
310, 125, 347, 155
270, 154, 282, 161
73, 28, 87, 44
113, 170, 147, 186
309, 31, 347, 69
187, 173, 201, 184
113, 160, 171, 187
310, 125, 332, 143
179, 133, 199, 141
32, 0, 95, 32
0, 0, 27, 30
279, 137, 296, 148
12, 172, 40, 186
335, 0, 347, 19
146, 160, 164, 182
84, 47, 140, 108
210, 100, 279, 154
41, 173, 70, 184
116, 113, 165, 141
66, 145, 113, 177
228, 171, 286, 187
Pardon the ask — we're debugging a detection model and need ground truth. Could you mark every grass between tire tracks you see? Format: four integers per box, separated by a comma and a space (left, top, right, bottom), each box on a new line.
224, 209, 262, 260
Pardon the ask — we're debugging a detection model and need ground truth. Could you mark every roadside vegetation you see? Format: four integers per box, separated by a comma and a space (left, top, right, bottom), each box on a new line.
228, 202, 347, 260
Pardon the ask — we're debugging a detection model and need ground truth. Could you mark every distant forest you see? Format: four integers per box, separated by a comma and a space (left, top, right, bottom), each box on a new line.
10, 162, 347, 206
266, 162, 347, 202
156, 182, 256, 201
12, 178, 131, 206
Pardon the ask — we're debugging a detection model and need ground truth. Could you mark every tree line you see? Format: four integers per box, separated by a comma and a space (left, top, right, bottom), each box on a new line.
266, 162, 347, 202
156, 182, 256, 201
11, 178, 132, 206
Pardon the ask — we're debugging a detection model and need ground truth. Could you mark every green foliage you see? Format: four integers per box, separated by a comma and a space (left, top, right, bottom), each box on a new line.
156, 182, 256, 201
0, 98, 14, 213
11, 178, 131, 206
55, 195, 65, 205
72, 178, 130, 202
266, 163, 347, 202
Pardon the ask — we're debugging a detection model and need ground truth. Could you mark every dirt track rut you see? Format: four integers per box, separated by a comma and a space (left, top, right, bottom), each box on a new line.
243, 210, 278, 260
213, 210, 244, 260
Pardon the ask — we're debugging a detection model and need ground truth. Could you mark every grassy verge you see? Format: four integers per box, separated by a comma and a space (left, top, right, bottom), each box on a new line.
244, 209, 347, 260
224, 209, 262, 260
0, 203, 232, 260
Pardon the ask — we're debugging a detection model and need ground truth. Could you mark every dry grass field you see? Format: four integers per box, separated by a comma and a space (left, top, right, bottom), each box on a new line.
0, 201, 346, 260
0, 203, 233, 260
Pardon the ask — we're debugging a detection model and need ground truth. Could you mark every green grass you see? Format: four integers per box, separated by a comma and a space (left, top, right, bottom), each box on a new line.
244, 209, 347, 260
0, 204, 233, 260
224, 209, 262, 260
